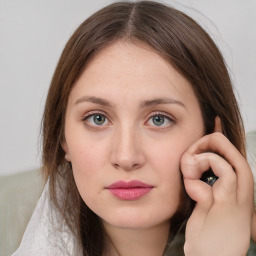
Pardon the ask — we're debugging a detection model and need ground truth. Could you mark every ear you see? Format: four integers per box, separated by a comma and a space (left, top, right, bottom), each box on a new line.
213, 116, 222, 133
61, 140, 71, 162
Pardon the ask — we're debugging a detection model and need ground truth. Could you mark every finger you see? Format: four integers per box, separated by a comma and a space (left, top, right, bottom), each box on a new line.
195, 153, 237, 203
180, 152, 214, 211
183, 178, 213, 211
181, 150, 234, 183
181, 151, 237, 203
184, 133, 253, 203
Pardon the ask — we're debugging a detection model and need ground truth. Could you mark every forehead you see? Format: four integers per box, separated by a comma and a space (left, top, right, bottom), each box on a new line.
83, 40, 180, 84
68, 40, 198, 107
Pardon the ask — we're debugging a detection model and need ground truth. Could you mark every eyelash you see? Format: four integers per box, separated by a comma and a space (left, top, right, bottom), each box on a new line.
82, 111, 175, 129
146, 112, 175, 128
82, 110, 111, 128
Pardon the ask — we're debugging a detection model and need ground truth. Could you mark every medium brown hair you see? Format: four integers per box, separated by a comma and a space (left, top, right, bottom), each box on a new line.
42, 1, 245, 255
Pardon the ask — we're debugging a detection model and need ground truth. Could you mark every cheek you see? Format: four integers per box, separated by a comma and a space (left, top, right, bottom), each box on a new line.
70, 146, 107, 213
147, 134, 190, 173
146, 137, 185, 198
67, 130, 109, 171
67, 136, 109, 200
146, 133, 198, 198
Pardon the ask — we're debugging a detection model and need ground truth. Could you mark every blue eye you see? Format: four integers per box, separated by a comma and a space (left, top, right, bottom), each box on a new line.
84, 113, 109, 126
147, 114, 173, 127
152, 115, 165, 126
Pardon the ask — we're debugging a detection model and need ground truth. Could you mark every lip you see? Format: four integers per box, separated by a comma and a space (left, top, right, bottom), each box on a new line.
106, 180, 154, 200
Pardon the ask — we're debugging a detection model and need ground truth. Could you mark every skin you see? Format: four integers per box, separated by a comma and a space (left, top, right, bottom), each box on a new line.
253, 213, 256, 241
62, 41, 254, 256
181, 119, 254, 256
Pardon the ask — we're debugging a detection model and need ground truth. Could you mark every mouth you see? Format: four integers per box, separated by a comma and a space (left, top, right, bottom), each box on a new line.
106, 180, 154, 200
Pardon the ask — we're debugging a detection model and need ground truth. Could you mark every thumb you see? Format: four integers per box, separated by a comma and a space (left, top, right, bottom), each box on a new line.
184, 178, 213, 211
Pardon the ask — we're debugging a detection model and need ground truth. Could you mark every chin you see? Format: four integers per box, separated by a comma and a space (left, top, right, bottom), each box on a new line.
101, 209, 173, 230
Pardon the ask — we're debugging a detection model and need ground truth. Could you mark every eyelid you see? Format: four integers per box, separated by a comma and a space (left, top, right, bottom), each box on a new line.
81, 110, 175, 129
82, 110, 111, 120
145, 111, 176, 127
146, 111, 176, 121
82, 110, 112, 127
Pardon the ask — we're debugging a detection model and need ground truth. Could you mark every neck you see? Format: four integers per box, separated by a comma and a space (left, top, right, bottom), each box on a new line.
102, 221, 170, 256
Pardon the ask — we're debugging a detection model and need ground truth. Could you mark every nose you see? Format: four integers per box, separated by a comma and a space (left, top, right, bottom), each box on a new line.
110, 126, 146, 171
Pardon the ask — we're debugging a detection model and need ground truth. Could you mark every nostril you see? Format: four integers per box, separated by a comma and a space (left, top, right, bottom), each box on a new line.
113, 163, 120, 169
110, 136, 146, 171
132, 163, 140, 169
112, 161, 142, 171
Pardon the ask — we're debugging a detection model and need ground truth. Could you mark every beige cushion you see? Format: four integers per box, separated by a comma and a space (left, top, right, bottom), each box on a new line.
0, 169, 43, 256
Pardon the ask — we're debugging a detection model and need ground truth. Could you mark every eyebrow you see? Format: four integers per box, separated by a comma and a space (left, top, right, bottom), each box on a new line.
75, 96, 185, 108
140, 98, 185, 108
75, 96, 115, 107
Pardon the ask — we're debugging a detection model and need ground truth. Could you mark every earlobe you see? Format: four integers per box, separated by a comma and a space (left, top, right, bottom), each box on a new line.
213, 116, 222, 133
61, 140, 71, 162
65, 153, 71, 162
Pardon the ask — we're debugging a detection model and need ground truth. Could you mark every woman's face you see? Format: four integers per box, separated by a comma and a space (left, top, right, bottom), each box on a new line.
63, 41, 205, 230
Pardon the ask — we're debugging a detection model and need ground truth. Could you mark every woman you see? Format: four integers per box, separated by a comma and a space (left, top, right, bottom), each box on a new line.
13, 1, 255, 255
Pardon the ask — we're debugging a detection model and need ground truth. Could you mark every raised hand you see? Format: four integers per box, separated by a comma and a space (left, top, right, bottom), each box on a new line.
180, 118, 254, 256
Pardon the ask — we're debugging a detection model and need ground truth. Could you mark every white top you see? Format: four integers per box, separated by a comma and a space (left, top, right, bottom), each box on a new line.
11, 180, 82, 256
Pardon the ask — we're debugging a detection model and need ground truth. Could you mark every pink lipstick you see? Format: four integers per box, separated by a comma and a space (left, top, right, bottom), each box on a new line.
106, 180, 153, 200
